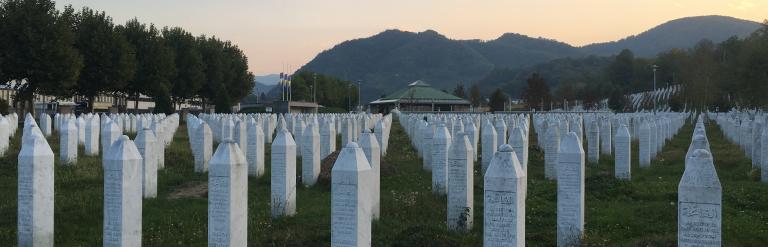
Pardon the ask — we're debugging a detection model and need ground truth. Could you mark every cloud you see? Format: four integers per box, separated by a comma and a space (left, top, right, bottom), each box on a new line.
728, 0, 756, 10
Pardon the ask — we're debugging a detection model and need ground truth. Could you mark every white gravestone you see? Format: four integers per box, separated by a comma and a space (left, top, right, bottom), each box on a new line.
484, 144, 526, 247
466, 121, 478, 162
678, 149, 721, 247
194, 122, 213, 173
103, 136, 143, 247
545, 123, 560, 180
85, 116, 100, 156
60, 118, 78, 164
481, 122, 497, 173
40, 113, 52, 137
614, 125, 631, 180
587, 120, 599, 164
102, 120, 121, 155
359, 129, 381, 220
649, 120, 658, 159
600, 119, 611, 155
152, 122, 166, 169
234, 120, 248, 157
432, 123, 452, 195
0, 117, 9, 156
271, 128, 297, 218
301, 123, 321, 186
342, 118, 354, 147
447, 132, 474, 232
77, 116, 86, 145
422, 123, 434, 171
495, 119, 507, 145
762, 128, 768, 182
135, 128, 158, 198
208, 139, 248, 247
374, 120, 386, 157
331, 142, 372, 247
18, 131, 54, 247
321, 120, 336, 158
557, 132, 585, 247
639, 121, 651, 167
508, 126, 528, 173
247, 119, 265, 177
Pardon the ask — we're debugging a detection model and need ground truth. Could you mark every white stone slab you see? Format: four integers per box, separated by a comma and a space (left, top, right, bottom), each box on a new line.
301, 123, 321, 186
484, 144, 526, 247
331, 142, 372, 247
271, 128, 297, 218
678, 149, 721, 247
557, 132, 584, 247
447, 132, 473, 232
615, 125, 631, 180
17, 131, 54, 247
103, 136, 143, 247
208, 139, 248, 247
135, 128, 158, 198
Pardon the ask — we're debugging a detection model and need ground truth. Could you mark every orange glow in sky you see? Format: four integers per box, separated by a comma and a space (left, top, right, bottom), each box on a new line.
56, 0, 767, 75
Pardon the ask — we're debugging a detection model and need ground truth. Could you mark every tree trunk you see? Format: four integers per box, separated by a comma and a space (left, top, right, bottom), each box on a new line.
26, 96, 35, 117
88, 95, 95, 113
134, 93, 140, 114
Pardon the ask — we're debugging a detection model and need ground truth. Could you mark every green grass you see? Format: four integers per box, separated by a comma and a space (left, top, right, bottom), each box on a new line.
0, 119, 767, 246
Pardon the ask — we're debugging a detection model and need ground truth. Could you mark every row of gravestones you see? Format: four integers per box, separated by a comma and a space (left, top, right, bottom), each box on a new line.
713, 110, 768, 182
396, 110, 696, 246
186, 113, 392, 174
18, 111, 180, 246
19, 111, 393, 246
534, 112, 686, 180
189, 112, 392, 246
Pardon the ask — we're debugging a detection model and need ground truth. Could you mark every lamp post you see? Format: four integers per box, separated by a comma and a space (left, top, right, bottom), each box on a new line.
313, 73, 317, 103
347, 84, 351, 112
652, 64, 659, 111
357, 80, 362, 112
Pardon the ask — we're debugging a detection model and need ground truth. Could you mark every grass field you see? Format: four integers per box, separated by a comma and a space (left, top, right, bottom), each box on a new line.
0, 117, 767, 246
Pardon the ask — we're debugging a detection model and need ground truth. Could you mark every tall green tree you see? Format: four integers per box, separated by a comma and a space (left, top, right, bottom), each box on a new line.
469, 83, 481, 107
197, 36, 224, 112
74, 7, 136, 112
521, 73, 551, 110
607, 49, 635, 90
216, 42, 254, 112
163, 27, 204, 110
452, 83, 466, 99
0, 0, 83, 114
285, 71, 358, 109
122, 19, 175, 113
488, 88, 507, 112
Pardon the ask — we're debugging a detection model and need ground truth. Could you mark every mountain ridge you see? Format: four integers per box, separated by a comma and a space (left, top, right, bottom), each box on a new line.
299, 15, 763, 101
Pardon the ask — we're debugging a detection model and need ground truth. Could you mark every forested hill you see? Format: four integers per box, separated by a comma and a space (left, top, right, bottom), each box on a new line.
299, 15, 762, 101
581, 15, 762, 57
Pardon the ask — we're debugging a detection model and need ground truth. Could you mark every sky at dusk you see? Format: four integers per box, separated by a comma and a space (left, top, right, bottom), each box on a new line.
55, 0, 767, 75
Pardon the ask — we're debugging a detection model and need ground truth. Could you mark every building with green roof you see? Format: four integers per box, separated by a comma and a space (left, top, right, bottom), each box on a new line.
369, 80, 471, 113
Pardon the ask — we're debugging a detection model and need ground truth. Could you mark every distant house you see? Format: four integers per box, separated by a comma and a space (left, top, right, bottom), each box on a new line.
369, 80, 471, 113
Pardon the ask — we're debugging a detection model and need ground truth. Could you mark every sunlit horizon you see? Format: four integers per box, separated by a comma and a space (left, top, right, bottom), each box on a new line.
56, 0, 767, 75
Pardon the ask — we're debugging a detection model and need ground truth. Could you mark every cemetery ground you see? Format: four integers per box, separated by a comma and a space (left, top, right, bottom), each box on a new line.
0, 118, 767, 246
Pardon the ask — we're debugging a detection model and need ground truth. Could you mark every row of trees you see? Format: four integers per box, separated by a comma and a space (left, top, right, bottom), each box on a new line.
0, 0, 254, 114
285, 71, 359, 111
513, 20, 768, 112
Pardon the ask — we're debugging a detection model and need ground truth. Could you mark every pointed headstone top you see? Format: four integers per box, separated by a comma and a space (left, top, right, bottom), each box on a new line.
560, 132, 583, 154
